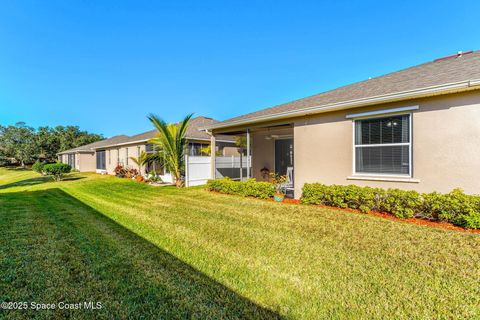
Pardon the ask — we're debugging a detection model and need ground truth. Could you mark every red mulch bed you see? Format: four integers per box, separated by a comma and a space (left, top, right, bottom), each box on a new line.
208, 191, 479, 234
284, 200, 480, 234
312, 204, 480, 234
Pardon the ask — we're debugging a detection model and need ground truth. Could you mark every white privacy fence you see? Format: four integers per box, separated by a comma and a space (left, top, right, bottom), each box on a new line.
184, 155, 251, 187
184, 156, 211, 187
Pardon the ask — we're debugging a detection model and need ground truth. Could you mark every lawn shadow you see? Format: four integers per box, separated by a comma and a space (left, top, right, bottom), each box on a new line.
4, 166, 31, 171
0, 188, 282, 319
0, 175, 84, 190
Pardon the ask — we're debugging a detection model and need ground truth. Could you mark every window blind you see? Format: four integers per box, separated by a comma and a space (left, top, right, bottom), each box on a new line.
354, 115, 410, 175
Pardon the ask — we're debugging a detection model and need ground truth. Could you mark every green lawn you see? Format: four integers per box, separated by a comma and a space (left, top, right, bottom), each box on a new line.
0, 168, 479, 319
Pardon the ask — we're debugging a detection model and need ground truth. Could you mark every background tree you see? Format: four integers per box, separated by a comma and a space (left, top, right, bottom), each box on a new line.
35, 126, 60, 161
0, 122, 103, 165
54, 125, 103, 153
199, 145, 222, 156
0, 122, 37, 166
148, 114, 193, 187
235, 136, 247, 155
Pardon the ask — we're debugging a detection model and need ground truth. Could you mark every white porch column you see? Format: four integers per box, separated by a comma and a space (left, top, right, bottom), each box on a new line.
210, 133, 216, 179
246, 129, 250, 179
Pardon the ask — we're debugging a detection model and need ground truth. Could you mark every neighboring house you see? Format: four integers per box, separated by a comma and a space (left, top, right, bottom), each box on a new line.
202, 51, 480, 198
57, 135, 129, 172
91, 116, 238, 176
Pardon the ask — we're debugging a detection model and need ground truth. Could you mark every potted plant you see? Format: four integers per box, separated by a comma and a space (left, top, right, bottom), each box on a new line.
269, 172, 288, 202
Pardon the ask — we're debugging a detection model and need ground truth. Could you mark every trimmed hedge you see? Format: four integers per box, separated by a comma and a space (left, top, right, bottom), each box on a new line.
43, 163, 72, 181
32, 161, 46, 174
301, 183, 480, 229
206, 178, 274, 199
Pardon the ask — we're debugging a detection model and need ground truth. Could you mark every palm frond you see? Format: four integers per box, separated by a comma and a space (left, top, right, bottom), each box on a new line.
147, 113, 192, 187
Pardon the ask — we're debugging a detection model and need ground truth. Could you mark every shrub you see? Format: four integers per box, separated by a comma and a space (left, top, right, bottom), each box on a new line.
114, 165, 127, 177
206, 177, 274, 199
32, 161, 46, 174
301, 183, 379, 213
301, 183, 480, 229
422, 189, 480, 229
125, 168, 139, 179
380, 189, 422, 218
146, 170, 162, 183
43, 163, 71, 181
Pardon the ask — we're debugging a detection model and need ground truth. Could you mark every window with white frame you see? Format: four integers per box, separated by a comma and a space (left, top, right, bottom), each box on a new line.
354, 114, 411, 175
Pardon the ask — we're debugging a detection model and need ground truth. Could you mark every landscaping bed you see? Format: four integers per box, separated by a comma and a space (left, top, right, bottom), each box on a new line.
207, 178, 480, 230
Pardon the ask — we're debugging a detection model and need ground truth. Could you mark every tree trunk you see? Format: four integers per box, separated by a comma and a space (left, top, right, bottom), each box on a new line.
174, 172, 183, 187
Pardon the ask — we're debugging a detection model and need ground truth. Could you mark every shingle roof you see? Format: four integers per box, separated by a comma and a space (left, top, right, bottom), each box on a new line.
94, 116, 234, 149
57, 135, 129, 154
206, 50, 480, 130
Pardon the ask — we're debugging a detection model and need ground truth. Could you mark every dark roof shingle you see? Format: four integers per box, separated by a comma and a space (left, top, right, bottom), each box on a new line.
94, 116, 234, 148
209, 51, 480, 129
58, 135, 129, 154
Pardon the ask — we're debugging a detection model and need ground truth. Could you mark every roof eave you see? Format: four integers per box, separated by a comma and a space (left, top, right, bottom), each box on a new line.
201, 79, 480, 132
57, 149, 94, 155
92, 136, 234, 149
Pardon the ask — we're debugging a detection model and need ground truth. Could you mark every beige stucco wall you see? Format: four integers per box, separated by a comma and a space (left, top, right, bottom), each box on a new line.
58, 152, 96, 172
102, 144, 147, 174
77, 153, 96, 172
293, 91, 480, 197
222, 146, 240, 156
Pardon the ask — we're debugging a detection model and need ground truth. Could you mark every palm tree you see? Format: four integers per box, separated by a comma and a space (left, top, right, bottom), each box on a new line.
129, 151, 151, 174
147, 113, 193, 187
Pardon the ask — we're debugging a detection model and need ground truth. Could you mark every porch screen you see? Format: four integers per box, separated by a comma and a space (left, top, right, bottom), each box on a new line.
96, 150, 106, 170
354, 114, 410, 175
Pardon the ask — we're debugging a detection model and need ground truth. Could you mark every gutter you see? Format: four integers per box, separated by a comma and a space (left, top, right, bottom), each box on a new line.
199, 79, 480, 131
92, 136, 235, 150
57, 149, 94, 155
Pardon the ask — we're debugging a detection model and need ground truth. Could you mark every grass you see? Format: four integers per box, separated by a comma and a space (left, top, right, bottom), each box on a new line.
0, 168, 479, 319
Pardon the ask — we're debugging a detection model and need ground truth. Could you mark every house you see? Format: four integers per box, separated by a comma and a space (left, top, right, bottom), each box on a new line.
202, 51, 480, 198
59, 116, 238, 176
57, 135, 129, 172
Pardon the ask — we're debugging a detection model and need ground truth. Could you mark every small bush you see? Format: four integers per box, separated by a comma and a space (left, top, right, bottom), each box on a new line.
422, 189, 480, 229
125, 168, 139, 179
114, 165, 127, 177
301, 183, 379, 213
43, 163, 72, 181
146, 170, 162, 183
206, 178, 274, 199
301, 183, 480, 229
380, 189, 422, 218
32, 161, 46, 174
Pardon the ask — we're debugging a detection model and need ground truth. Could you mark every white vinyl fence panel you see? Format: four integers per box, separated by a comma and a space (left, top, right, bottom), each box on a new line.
184, 155, 251, 187
185, 156, 212, 187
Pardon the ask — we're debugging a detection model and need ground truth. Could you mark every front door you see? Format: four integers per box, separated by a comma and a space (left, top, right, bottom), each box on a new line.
274, 138, 293, 176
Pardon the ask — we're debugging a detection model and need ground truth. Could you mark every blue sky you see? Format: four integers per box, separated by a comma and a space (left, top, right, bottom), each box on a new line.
1, 1, 479, 137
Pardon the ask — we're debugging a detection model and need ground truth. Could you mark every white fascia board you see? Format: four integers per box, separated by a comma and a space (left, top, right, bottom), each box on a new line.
345, 105, 419, 119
